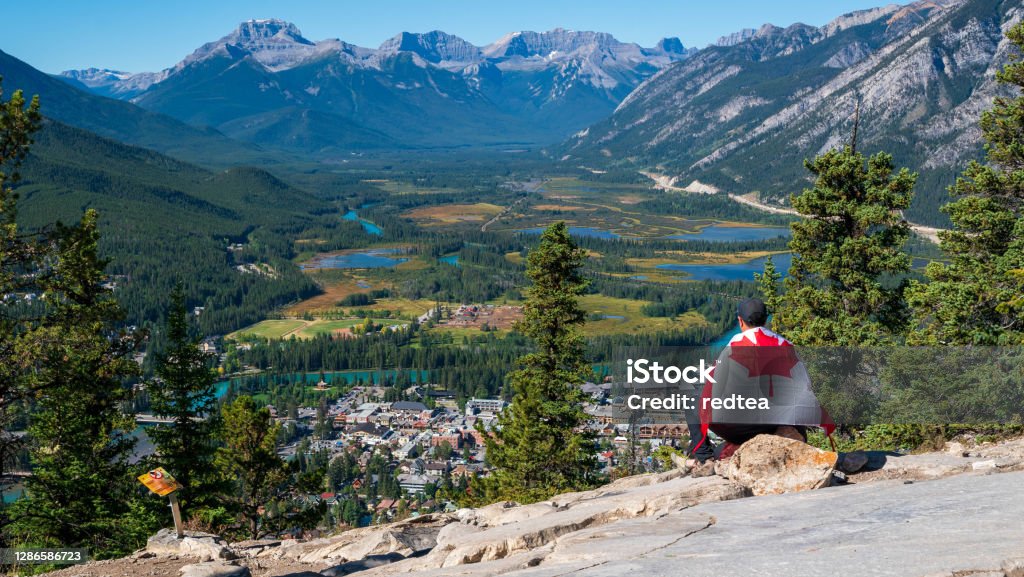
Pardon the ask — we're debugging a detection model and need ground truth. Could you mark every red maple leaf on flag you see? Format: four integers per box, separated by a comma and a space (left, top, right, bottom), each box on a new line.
728, 329, 799, 381
700, 328, 838, 442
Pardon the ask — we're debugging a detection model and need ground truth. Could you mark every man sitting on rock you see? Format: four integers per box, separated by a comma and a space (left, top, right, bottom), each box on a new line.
691, 298, 835, 462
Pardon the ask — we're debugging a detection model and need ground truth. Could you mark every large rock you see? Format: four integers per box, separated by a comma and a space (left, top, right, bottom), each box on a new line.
230, 539, 281, 558
717, 434, 837, 495
321, 552, 406, 576
1004, 557, 1024, 577
536, 471, 1024, 577
273, 514, 452, 564
850, 436, 1024, 483
361, 470, 1024, 577
425, 475, 746, 569
178, 561, 250, 577
147, 529, 236, 561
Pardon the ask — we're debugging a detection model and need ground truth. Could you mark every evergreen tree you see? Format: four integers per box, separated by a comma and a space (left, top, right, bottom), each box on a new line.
908, 22, 1024, 345
764, 148, 916, 345
0, 78, 41, 483
479, 222, 598, 503
215, 396, 320, 539
7, 210, 156, 557
754, 255, 782, 316
147, 283, 220, 514
314, 396, 331, 440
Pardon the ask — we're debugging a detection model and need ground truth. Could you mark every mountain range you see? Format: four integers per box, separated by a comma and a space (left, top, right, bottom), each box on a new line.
0, 48, 268, 166
561, 0, 1018, 226
3, 0, 1017, 225
58, 21, 693, 153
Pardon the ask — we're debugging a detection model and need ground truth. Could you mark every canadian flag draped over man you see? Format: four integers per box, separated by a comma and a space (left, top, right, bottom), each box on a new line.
699, 326, 836, 443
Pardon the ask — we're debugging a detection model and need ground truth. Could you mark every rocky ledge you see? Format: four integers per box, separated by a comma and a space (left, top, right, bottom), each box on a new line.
39, 436, 1024, 577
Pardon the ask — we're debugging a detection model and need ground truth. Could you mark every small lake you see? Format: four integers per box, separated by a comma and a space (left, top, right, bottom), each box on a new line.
667, 225, 791, 242
343, 210, 383, 236
519, 227, 620, 239
657, 253, 792, 282
440, 255, 460, 267
303, 249, 408, 270
2, 481, 24, 504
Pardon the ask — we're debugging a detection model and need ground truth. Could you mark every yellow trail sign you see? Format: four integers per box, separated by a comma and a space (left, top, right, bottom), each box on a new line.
138, 467, 182, 496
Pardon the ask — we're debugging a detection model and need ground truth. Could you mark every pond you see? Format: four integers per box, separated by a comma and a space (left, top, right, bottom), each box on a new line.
343, 210, 383, 236
302, 249, 408, 270
657, 253, 793, 282
2, 481, 24, 504
667, 225, 790, 242
519, 227, 620, 239
439, 254, 460, 267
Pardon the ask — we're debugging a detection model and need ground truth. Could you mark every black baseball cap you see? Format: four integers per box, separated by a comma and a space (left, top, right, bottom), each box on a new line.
737, 298, 768, 326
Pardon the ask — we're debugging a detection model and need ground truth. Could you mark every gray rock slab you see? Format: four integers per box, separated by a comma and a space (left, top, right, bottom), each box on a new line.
178, 561, 251, 577
542, 470, 1024, 577
431, 475, 746, 568
148, 529, 236, 561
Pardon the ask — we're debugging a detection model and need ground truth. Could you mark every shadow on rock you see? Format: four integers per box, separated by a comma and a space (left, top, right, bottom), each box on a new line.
321, 548, 431, 576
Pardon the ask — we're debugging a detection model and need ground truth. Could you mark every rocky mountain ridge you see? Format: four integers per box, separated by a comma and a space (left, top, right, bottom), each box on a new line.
63, 21, 689, 94
55, 20, 693, 153
562, 0, 1014, 226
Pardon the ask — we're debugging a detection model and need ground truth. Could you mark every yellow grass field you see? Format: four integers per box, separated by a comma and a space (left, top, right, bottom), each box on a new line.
626, 250, 783, 269
286, 278, 374, 315
533, 204, 594, 212
288, 278, 434, 319
347, 297, 435, 318
228, 318, 408, 341
403, 203, 504, 224
579, 294, 708, 336
374, 180, 467, 195
227, 319, 307, 340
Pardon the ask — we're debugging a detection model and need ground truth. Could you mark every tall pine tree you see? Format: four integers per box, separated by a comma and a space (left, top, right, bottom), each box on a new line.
479, 222, 598, 503
0, 78, 41, 482
908, 22, 1024, 345
0, 78, 41, 551
215, 395, 321, 539
148, 283, 220, 515
763, 148, 916, 345
7, 210, 156, 557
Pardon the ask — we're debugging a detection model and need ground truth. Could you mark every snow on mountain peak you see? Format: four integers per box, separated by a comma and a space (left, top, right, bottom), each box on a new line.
61, 68, 135, 86
62, 21, 694, 103
179, 19, 328, 71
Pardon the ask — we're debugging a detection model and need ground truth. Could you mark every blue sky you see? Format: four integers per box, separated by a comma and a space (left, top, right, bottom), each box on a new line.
7, 0, 895, 73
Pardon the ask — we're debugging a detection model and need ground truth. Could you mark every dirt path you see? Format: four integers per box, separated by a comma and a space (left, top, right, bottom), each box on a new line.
481, 197, 527, 232
279, 319, 313, 339
730, 191, 943, 243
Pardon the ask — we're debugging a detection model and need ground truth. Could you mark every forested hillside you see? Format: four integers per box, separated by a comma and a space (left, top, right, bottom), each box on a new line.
0, 49, 269, 166
15, 120, 337, 334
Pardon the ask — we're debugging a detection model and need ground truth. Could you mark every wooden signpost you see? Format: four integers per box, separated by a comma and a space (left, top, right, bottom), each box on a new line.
138, 467, 185, 538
